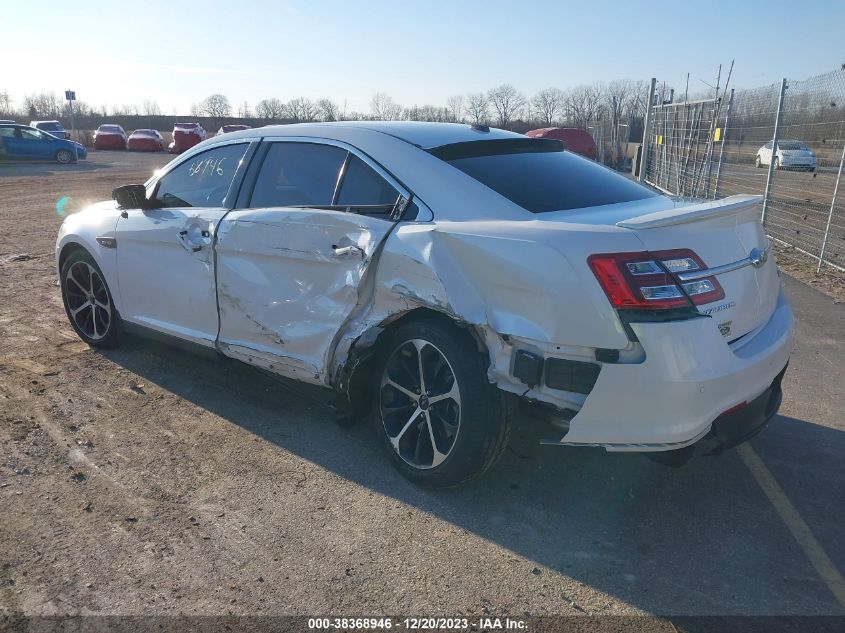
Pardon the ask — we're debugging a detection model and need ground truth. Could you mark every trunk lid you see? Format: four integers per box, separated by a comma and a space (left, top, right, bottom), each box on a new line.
617, 194, 779, 341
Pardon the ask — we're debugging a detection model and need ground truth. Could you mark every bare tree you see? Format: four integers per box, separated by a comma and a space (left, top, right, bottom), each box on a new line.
531, 88, 565, 126
238, 101, 252, 118
0, 90, 12, 117
465, 92, 489, 125
370, 93, 403, 120
24, 92, 61, 118
200, 94, 231, 118
487, 84, 526, 129
623, 79, 648, 119
447, 95, 464, 123
141, 99, 162, 116
284, 97, 317, 122
255, 98, 285, 120
317, 98, 340, 121
564, 84, 604, 129
405, 105, 450, 122
113, 103, 139, 116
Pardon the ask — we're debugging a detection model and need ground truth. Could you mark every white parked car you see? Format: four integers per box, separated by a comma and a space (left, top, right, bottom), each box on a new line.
56, 122, 793, 486
756, 139, 817, 171
30, 120, 69, 139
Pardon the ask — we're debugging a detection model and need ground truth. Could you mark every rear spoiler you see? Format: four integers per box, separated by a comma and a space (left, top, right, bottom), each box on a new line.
616, 195, 762, 230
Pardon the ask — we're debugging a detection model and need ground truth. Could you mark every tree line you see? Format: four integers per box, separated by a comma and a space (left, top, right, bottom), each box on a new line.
0, 80, 652, 134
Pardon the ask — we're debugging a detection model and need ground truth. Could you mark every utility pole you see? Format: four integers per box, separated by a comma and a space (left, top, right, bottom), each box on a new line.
65, 90, 77, 142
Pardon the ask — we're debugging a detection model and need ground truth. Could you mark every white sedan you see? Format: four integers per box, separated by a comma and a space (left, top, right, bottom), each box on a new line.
56, 122, 793, 486
755, 139, 817, 171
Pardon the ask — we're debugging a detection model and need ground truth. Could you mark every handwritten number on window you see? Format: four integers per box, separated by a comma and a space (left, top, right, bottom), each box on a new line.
188, 156, 226, 177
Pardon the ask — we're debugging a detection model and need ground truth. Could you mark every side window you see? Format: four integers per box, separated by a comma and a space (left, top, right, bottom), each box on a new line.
0, 128, 14, 138
250, 142, 346, 208
336, 155, 401, 215
156, 143, 249, 208
21, 128, 45, 141
765, 141, 773, 149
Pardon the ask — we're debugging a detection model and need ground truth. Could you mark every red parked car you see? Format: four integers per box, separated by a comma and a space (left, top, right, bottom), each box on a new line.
168, 122, 207, 153
525, 127, 596, 160
216, 124, 251, 135
127, 129, 164, 152
93, 124, 127, 150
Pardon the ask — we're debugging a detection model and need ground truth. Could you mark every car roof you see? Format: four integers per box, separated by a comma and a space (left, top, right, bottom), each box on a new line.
226, 121, 522, 150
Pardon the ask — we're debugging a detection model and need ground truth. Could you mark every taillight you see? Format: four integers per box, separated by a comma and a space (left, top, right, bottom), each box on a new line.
588, 249, 724, 310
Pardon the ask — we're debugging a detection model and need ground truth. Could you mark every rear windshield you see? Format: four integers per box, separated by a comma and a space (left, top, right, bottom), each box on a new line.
40, 122, 62, 130
432, 139, 658, 213
100, 125, 121, 132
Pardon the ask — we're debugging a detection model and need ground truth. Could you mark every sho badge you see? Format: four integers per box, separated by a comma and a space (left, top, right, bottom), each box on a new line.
718, 321, 732, 338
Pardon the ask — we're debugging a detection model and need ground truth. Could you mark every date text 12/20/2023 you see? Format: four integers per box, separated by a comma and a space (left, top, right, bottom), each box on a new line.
307, 617, 528, 630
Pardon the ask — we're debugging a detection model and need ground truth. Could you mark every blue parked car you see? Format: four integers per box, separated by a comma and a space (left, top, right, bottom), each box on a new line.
0, 123, 87, 163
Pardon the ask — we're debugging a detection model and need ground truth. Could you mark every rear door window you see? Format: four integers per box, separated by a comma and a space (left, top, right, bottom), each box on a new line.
155, 143, 249, 208
336, 155, 401, 215
250, 142, 347, 208
433, 139, 657, 213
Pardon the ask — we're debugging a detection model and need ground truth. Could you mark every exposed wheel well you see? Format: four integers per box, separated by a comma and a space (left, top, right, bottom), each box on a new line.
58, 242, 88, 272
341, 307, 490, 419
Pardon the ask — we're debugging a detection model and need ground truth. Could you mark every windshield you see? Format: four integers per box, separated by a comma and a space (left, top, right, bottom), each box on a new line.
99, 126, 122, 132
432, 139, 658, 213
779, 141, 808, 150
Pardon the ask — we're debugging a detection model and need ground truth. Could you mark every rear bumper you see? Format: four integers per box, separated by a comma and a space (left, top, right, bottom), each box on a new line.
93, 137, 126, 150
553, 286, 793, 451
705, 361, 786, 451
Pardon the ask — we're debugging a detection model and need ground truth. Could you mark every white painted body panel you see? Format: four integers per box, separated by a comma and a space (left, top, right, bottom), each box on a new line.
215, 207, 394, 383
56, 122, 794, 452
115, 207, 223, 347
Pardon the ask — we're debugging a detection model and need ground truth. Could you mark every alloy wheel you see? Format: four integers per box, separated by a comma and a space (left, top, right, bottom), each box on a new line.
65, 261, 111, 340
56, 149, 73, 164
380, 339, 461, 469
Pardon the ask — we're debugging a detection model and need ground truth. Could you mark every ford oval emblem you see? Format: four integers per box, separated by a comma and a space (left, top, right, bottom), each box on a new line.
749, 247, 768, 268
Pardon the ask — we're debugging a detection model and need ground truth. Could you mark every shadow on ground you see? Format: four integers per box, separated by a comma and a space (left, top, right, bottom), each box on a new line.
0, 160, 113, 177
100, 331, 845, 615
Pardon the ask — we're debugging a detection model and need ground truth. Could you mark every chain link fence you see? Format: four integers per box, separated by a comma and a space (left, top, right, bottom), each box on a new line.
642, 68, 845, 272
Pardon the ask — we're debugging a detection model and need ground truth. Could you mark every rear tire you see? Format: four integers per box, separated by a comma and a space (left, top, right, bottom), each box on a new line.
55, 149, 74, 164
377, 318, 512, 487
60, 249, 120, 349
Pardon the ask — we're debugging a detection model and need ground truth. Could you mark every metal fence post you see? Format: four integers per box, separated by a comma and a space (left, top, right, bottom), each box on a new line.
638, 77, 657, 183
817, 141, 845, 273
713, 88, 734, 199
761, 78, 787, 224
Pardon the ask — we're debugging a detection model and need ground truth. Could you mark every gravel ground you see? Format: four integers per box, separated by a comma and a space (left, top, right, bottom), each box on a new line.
1, 151, 843, 620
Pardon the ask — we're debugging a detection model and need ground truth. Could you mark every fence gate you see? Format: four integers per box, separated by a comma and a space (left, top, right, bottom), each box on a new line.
644, 96, 723, 198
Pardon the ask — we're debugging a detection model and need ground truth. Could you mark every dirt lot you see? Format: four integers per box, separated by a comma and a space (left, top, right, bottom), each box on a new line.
1, 151, 844, 622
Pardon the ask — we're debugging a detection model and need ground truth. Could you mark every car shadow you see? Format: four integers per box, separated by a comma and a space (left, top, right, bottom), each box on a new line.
99, 334, 845, 616
0, 160, 112, 177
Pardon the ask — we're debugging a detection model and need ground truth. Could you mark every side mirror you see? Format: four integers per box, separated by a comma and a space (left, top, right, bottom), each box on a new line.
112, 184, 153, 210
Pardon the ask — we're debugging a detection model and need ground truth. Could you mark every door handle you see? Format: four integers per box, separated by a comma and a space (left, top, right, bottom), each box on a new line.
178, 230, 204, 253
331, 244, 364, 257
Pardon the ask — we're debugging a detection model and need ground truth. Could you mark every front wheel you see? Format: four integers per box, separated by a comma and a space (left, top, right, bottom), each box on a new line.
60, 249, 120, 348
773, 157, 780, 170
755, 155, 762, 168
55, 149, 74, 164
378, 319, 511, 487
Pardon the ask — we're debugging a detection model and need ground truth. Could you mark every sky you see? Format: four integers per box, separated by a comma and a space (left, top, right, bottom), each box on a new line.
3, 0, 844, 115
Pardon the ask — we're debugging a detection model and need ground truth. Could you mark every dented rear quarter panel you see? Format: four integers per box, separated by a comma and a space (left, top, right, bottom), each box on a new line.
332, 216, 644, 398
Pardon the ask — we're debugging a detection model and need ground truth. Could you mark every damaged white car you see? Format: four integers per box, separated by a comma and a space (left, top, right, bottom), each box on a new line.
56, 122, 793, 486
